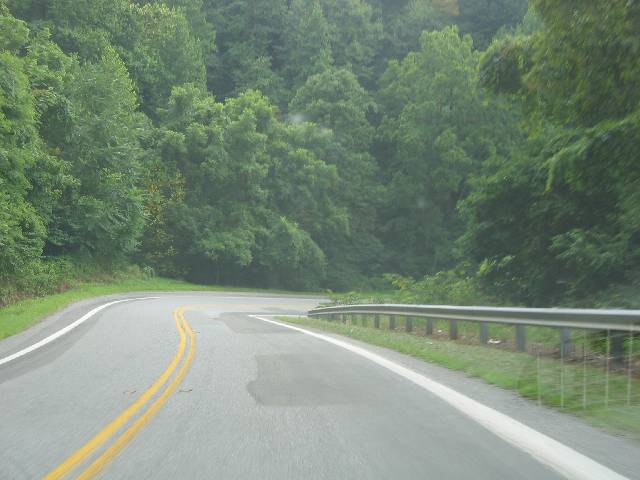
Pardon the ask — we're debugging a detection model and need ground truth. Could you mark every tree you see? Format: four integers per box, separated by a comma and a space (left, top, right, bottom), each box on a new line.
140, 85, 343, 289
30, 0, 206, 117
378, 25, 525, 278
0, 7, 75, 300
378, 27, 480, 276
125, 3, 206, 116
48, 48, 145, 258
156, 0, 216, 62
321, 0, 383, 86
283, 0, 333, 90
0, 12, 47, 278
456, 0, 528, 50
468, 0, 640, 305
204, 0, 286, 101
377, 0, 449, 68
290, 68, 382, 286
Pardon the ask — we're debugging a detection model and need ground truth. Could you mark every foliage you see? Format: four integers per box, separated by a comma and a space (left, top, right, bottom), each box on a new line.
204, 0, 287, 101
5, 0, 636, 310
468, 0, 640, 306
0, 12, 60, 288
137, 85, 343, 289
29, 0, 206, 117
384, 270, 491, 306
289, 67, 381, 288
51, 48, 145, 258
456, 0, 528, 50
377, 26, 522, 278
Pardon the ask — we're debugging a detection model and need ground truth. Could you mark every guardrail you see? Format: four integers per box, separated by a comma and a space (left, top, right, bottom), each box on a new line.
308, 304, 640, 361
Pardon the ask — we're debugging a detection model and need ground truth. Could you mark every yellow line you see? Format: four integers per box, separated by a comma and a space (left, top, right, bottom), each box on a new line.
76, 308, 196, 479
44, 307, 190, 480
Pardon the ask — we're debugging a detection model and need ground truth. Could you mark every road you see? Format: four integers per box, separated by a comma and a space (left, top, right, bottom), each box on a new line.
0, 293, 638, 479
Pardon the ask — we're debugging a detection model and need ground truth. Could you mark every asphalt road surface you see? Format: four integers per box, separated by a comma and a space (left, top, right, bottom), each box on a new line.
0, 293, 638, 479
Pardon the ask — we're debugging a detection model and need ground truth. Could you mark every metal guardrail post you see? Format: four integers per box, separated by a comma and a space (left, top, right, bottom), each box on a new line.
560, 328, 572, 358
611, 331, 625, 366
480, 323, 489, 344
426, 318, 433, 335
516, 325, 526, 351
389, 315, 396, 330
374, 314, 380, 329
406, 316, 413, 333
450, 320, 458, 340
341, 314, 346, 324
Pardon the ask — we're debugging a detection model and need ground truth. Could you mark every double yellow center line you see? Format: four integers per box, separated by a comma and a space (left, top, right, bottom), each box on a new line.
45, 306, 196, 479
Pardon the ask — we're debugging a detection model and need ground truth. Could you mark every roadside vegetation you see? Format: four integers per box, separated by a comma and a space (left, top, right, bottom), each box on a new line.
280, 315, 640, 440
2, 1, 638, 310
0, 267, 313, 340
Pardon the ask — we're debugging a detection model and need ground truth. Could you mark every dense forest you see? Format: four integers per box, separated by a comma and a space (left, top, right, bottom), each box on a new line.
1, 0, 638, 307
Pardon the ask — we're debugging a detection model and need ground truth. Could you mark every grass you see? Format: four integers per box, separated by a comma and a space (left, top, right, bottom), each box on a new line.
278, 315, 640, 440
0, 276, 317, 340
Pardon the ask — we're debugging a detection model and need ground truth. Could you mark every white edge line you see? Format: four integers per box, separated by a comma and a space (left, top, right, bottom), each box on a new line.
250, 315, 628, 480
0, 297, 160, 367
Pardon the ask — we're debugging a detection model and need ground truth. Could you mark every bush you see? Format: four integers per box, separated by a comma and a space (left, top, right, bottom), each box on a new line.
0, 256, 149, 306
330, 269, 495, 307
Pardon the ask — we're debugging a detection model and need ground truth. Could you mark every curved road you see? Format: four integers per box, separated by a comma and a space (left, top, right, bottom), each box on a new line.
0, 293, 638, 479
